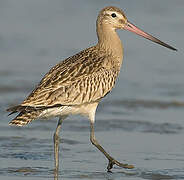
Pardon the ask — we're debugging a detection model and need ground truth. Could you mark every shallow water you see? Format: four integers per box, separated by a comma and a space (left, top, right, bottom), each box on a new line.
0, 0, 184, 180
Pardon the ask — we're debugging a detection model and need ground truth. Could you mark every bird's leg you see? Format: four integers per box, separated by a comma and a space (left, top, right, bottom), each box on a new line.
53, 116, 66, 179
90, 122, 134, 172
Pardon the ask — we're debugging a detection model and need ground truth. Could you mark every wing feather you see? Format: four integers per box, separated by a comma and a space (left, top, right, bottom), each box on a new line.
21, 47, 119, 107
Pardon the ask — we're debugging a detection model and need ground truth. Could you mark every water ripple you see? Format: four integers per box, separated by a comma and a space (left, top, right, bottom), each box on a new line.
62, 119, 183, 134
105, 99, 184, 110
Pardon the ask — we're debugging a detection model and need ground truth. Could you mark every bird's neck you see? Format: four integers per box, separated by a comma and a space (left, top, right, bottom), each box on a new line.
97, 24, 123, 62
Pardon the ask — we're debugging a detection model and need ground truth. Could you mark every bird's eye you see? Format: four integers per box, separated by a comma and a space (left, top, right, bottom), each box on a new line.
111, 13, 117, 18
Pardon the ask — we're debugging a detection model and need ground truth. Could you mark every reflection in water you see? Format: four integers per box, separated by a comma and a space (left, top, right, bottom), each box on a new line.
54, 168, 58, 180
1, 166, 181, 179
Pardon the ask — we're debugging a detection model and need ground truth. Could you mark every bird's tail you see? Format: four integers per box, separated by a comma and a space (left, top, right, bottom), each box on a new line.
7, 105, 42, 127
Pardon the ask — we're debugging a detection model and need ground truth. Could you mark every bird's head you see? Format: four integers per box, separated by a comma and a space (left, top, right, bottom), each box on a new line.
97, 6, 177, 51
97, 6, 128, 30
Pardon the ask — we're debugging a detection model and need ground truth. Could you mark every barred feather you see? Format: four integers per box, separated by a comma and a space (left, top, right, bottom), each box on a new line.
9, 109, 42, 126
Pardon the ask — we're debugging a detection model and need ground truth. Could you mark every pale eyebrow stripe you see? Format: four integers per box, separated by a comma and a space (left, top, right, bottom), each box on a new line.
106, 11, 124, 19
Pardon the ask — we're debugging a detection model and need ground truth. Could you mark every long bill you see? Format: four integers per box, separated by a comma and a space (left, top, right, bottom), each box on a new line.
124, 21, 177, 51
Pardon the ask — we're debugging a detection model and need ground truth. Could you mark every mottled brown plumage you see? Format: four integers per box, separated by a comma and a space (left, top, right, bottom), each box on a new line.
7, 6, 176, 172
8, 45, 121, 125
21, 47, 120, 107
8, 6, 126, 126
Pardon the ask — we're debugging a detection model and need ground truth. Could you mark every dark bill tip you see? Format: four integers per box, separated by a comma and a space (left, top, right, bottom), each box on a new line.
124, 21, 177, 51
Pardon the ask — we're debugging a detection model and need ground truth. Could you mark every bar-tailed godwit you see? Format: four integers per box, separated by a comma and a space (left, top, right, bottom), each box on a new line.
7, 6, 177, 172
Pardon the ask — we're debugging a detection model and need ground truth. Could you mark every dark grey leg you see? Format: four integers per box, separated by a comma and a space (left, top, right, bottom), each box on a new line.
53, 116, 66, 179
90, 122, 134, 172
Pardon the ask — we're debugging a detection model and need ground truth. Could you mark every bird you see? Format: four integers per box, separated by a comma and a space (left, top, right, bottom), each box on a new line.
7, 6, 177, 173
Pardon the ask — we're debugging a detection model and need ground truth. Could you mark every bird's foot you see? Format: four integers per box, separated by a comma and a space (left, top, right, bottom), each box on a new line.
107, 158, 134, 172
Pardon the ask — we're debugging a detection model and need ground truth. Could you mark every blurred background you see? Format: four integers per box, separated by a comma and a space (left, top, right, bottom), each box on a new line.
0, 0, 184, 179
